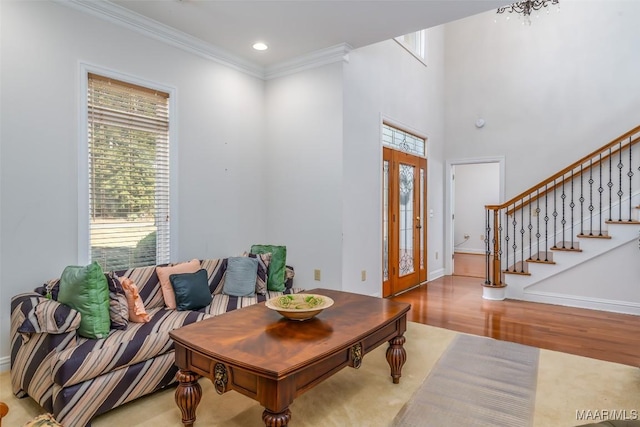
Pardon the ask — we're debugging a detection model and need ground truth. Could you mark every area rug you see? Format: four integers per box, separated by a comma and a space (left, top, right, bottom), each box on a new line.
1, 322, 456, 427
392, 334, 540, 427
3, 323, 638, 427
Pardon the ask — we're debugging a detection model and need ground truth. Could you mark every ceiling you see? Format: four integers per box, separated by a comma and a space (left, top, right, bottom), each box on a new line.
109, 1, 507, 69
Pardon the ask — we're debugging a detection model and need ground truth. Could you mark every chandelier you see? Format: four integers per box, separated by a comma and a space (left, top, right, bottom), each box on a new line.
496, 0, 559, 24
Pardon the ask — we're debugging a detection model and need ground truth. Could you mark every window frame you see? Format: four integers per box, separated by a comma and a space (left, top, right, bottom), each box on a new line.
394, 29, 428, 66
78, 63, 178, 267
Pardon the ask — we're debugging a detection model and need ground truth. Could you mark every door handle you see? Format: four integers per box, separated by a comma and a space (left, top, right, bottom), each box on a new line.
416, 216, 422, 229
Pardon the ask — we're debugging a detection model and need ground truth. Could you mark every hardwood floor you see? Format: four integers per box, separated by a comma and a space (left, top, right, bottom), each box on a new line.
391, 275, 640, 367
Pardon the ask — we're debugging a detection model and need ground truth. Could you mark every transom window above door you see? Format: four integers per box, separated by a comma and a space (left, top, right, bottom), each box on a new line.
382, 123, 426, 157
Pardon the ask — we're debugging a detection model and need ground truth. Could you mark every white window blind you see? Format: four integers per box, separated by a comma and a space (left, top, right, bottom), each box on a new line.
87, 73, 170, 271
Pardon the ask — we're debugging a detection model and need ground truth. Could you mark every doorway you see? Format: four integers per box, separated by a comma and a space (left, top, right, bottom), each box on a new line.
383, 147, 427, 297
445, 158, 504, 277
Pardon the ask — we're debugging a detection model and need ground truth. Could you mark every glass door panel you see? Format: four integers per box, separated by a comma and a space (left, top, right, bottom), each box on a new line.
399, 163, 415, 276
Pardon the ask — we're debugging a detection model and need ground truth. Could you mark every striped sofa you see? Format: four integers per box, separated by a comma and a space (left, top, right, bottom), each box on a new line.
10, 258, 299, 427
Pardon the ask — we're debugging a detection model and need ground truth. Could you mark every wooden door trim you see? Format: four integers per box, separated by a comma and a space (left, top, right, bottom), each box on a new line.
383, 148, 427, 297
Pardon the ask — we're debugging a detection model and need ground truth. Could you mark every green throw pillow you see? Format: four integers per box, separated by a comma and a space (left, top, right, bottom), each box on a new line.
250, 244, 286, 292
58, 261, 110, 339
170, 269, 213, 311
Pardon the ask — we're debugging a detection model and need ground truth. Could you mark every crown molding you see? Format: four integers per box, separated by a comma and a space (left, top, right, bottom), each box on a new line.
54, 0, 352, 81
264, 43, 352, 80
54, 0, 265, 78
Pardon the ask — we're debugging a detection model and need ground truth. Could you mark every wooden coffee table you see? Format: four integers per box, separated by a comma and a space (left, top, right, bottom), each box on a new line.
169, 288, 411, 427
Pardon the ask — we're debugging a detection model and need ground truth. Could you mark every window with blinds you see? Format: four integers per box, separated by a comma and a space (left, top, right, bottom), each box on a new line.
87, 73, 170, 271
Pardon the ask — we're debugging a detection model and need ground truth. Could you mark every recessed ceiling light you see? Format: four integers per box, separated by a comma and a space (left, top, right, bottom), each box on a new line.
252, 42, 268, 51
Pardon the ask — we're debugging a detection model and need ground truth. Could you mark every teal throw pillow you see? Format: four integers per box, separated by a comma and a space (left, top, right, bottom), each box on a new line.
58, 261, 111, 339
223, 257, 258, 297
251, 244, 286, 292
169, 269, 213, 311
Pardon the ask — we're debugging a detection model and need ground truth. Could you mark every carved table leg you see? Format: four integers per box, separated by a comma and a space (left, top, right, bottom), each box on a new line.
262, 408, 292, 427
175, 369, 202, 427
0, 401, 9, 427
386, 335, 407, 384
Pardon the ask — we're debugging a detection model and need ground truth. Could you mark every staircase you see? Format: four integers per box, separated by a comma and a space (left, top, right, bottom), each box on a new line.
484, 125, 640, 315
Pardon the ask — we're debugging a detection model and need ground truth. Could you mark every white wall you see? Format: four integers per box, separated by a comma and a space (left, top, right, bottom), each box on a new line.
0, 1, 266, 365
525, 239, 640, 314
342, 28, 447, 295
453, 163, 500, 254
444, 1, 640, 199
263, 32, 449, 297
264, 64, 344, 291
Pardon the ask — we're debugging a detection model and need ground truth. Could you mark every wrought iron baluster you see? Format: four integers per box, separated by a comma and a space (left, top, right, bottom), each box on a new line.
608, 148, 613, 221
535, 190, 540, 261
579, 164, 584, 236
544, 184, 549, 261
528, 196, 533, 260
561, 175, 566, 248
598, 154, 604, 236
570, 170, 575, 249
618, 140, 623, 221
512, 203, 518, 272
505, 209, 510, 273
520, 199, 525, 272
588, 160, 594, 235
552, 179, 558, 248
628, 137, 634, 221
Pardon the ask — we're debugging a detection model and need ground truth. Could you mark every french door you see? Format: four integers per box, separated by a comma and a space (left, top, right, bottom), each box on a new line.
383, 147, 427, 297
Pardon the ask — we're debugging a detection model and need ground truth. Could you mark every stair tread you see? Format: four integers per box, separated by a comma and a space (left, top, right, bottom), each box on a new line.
551, 245, 583, 252
578, 233, 612, 239
503, 270, 531, 276
605, 220, 640, 224
503, 261, 530, 275
526, 258, 556, 264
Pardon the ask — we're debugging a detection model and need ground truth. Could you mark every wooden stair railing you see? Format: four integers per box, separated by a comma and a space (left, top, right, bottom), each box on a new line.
484, 125, 640, 287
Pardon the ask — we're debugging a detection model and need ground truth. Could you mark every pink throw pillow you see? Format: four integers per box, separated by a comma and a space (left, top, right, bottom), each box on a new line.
156, 259, 201, 309
120, 278, 150, 323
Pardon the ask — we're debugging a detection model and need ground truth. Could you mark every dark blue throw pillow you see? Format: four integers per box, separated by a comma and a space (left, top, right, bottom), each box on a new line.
169, 269, 213, 311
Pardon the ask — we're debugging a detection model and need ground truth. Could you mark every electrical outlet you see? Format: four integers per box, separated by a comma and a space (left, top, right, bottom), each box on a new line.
463, 233, 470, 239
480, 235, 485, 241
314, 269, 321, 281
361, 270, 366, 281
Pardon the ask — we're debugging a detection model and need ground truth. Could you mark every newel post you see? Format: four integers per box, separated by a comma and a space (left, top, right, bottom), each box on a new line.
492, 208, 502, 286
483, 205, 506, 300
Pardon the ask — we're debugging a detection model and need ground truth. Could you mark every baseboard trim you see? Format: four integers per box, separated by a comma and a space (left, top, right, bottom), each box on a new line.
523, 290, 640, 315
429, 268, 445, 282
0, 355, 10, 373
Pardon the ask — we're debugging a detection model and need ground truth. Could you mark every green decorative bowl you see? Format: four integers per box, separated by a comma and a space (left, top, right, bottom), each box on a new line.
265, 294, 334, 321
